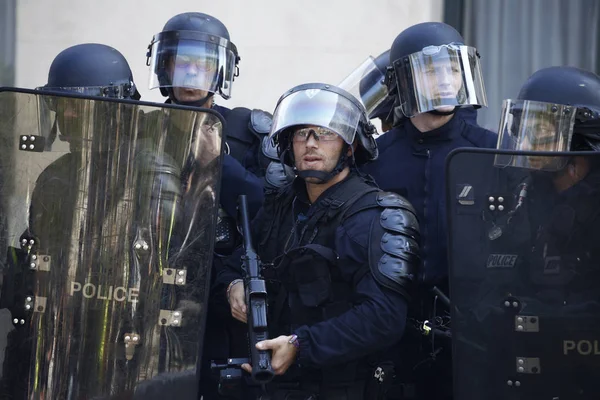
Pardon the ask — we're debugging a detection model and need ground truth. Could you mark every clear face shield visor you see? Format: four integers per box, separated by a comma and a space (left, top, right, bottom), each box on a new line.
338, 56, 390, 118
147, 32, 238, 99
494, 99, 577, 171
36, 82, 137, 103
269, 88, 362, 149
392, 44, 488, 118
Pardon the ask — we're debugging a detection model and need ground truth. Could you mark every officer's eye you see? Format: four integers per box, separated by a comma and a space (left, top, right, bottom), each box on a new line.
318, 130, 336, 138
176, 55, 192, 64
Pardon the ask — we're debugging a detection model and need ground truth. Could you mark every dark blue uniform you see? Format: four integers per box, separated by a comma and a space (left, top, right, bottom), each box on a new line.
214, 104, 265, 218
361, 116, 496, 400
217, 173, 419, 398
457, 106, 479, 126
201, 104, 271, 399
363, 116, 497, 284
391, 106, 480, 133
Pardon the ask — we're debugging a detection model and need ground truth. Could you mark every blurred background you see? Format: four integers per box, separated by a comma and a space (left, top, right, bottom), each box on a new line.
1, 0, 599, 131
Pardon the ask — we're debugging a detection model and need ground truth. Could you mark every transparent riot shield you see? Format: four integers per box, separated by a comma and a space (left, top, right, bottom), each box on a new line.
0, 88, 224, 399
447, 148, 600, 400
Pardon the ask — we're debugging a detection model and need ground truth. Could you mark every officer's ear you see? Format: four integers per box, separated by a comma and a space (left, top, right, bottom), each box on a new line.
347, 141, 358, 157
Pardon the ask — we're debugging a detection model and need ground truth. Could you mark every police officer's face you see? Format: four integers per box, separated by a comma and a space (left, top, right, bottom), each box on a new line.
520, 118, 559, 169
417, 57, 463, 109
172, 87, 209, 103
292, 126, 345, 178
55, 98, 85, 141
168, 54, 214, 104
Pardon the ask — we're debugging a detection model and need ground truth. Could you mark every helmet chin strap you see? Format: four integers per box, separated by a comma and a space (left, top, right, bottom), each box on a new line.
295, 145, 351, 185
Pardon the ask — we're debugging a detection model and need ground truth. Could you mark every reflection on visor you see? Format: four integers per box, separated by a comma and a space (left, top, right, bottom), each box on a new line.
38, 84, 135, 99
174, 54, 218, 72
37, 92, 94, 114
270, 88, 361, 145
338, 56, 388, 116
495, 99, 576, 171
170, 45, 221, 89
148, 37, 237, 99
421, 43, 462, 56
292, 126, 339, 142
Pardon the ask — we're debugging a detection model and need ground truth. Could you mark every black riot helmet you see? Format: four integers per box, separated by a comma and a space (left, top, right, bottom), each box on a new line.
269, 83, 378, 183
387, 22, 488, 118
40, 43, 139, 99
37, 43, 139, 150
496, 66, 600, 170
146, 12, 240, 105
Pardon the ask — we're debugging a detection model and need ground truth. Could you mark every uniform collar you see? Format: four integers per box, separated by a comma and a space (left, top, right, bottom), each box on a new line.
292, 173, 358, 207
405, 114, 464, 143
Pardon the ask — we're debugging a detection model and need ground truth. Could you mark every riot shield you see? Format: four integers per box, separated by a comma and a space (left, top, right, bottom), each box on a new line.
0, 88, 224, 399
447, 148, 600, 400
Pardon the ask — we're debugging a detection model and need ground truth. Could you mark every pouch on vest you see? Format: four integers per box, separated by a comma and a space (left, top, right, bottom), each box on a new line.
282, 246, 334, 308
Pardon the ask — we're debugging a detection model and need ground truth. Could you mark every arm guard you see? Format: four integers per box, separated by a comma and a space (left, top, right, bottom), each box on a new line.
368, 192, 421, 300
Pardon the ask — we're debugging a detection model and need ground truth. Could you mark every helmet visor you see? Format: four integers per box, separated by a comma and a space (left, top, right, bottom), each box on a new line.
148, 33, 237, 99
393, 44, 487, 117
495, 99, 577, 171
36, 83, 136, 101
269, 88, 361, 145
338, 56, 389, 118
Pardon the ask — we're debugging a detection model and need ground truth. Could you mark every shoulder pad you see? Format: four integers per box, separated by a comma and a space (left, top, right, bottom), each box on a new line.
380, 233, 420, 264
250, 109, 273, 135
376, 191, 416, 214
264, 161, 295, 189
261, 135, 279, 161
368, 203, 421, 300
377, 191, 419, 241
380, 208, 420, 242
226, 107, 255, 143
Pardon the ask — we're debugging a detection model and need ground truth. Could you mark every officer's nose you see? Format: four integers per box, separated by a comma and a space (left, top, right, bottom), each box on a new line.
186, 62, 199, 75
305, 134, 319, 148
63, 107, 78, 118
437, 68, 454, 88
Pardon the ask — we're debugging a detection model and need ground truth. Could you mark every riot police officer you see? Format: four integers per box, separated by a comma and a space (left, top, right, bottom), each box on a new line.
1, 43, 141, 399
40, 43, 140, 100
493, 65, 600, 267
1, 43, 218, 399
219, 83, 421, 399
350, 49, 480, 134
359, 22, 498, 399
30, 42, 140, 229
146, 13, 292, 398
146, 12, 292, 212
446, 66, 600, 400
33, 43, 139, 152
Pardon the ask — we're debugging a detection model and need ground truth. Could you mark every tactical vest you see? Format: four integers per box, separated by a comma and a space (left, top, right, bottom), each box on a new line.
257, 175, 417, 386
